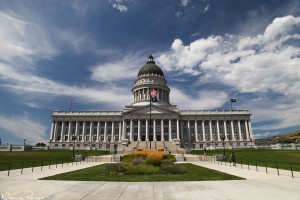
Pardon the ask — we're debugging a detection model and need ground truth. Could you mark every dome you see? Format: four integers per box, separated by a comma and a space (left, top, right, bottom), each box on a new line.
137, 55, 164, 77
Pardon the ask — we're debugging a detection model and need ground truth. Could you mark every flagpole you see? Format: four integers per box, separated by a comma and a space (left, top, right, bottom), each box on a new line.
231, 101, 232, 110
70, 99, 73, 111
149, 88, 152, 149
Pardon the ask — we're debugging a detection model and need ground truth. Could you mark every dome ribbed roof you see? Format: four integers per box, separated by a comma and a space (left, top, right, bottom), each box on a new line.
137, 55, 164, 77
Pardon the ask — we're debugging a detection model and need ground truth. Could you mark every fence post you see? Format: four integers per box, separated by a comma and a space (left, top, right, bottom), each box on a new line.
8, 163, 11, 176
256, 161, 258, 171
21, 162, 24, 174
32, 161, 35, 172
241, 160, 243, 169
290, 163, 294, 178
248, 161, 250, 170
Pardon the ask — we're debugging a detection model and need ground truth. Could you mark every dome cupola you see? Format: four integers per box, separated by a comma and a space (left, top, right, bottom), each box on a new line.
137, 54, 164, 78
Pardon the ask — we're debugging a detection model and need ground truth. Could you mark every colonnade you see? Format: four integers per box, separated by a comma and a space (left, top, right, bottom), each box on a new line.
50, 118, 253, 143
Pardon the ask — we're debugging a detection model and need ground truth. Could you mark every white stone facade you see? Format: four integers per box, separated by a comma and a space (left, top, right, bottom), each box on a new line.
49, 55, 253, 149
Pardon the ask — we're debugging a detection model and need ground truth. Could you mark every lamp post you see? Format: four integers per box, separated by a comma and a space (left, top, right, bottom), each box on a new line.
250, 138, 252, 148
221, 136, 225, 158
72, 135, 76, 159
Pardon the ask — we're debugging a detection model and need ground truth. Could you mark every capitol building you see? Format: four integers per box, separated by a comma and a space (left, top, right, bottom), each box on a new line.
49, 55, 253, 152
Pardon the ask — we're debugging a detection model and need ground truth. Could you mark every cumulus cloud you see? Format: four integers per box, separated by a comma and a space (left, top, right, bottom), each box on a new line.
180, 0, 190, 7
112, 0, 128, 12
170, 87, 228, 110
0, 115, 48, 144
157, 15, 300, 130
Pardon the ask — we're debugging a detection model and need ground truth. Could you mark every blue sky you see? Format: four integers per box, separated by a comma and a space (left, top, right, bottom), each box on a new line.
0, 0, 300, 145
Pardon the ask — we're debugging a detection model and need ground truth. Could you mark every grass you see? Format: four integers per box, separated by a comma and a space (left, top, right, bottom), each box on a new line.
41, 163, 244, 182
0, 150, 109, 171
192, 149, 300, 171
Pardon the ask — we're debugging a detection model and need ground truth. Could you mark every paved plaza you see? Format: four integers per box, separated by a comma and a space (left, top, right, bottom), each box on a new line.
1, 161, 300, 200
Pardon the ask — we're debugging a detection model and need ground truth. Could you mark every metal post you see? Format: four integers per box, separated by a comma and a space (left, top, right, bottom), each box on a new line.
290, 163, 294, 178
265, 162, 268, 173
41, 161, 43, 171
8, 163, 11, 176
248, 161, 250, 170
276, 163, 279, 176
256, 161, 258, 171
49, 160, 51, 169
21, 162, 24, 174
241, 160, 243, 169
32, 161, 34, 172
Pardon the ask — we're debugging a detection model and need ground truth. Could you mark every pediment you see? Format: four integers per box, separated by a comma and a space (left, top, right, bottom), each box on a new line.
123, 105, 178, 115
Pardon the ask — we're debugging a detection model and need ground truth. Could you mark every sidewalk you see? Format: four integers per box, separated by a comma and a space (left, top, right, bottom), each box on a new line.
0, 161, 300, 200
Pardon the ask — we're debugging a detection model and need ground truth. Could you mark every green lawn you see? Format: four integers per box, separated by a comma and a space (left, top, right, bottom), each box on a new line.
192, 149, 300, 171
0, 150, 109, 171
40, 163, 244, 182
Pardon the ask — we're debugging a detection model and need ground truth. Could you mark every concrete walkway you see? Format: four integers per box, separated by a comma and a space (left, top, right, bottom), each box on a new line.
1, 161, 300, 200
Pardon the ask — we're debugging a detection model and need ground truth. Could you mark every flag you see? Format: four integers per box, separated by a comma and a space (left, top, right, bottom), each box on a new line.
151, 89, 158, 102
231, 99, 237, 102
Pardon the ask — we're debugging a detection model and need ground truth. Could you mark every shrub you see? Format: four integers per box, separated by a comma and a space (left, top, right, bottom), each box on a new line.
121, 154, 134, 162
104, 163, 131, 175
137, 148, 143, 151
163, 154, 176, 162
157, 148, 164, 151
145, 158, 161, 167
132, 157, 144, 165
133, 151, 147, 159
124, 165, 159, 175
160, 160, 174, 167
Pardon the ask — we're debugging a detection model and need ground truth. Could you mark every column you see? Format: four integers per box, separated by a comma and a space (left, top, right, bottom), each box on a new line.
209, 120, 213, 141
67, 121, 72, 142
161, 119, 164, 141
245, 120, 249, 140
202, 120, 205, 141
138, 120, 141, 141
231, 120, 235, 140
82, 121, 86, 142
96, 121, 100, 141
130, 119, 133, 141
122, 120, 126, 140
224, 120, 228, 140
195, 121, 199, 142
111, 121, 115, 142
238, 120, 242, 140
50, 121, 54, 141
89, 121, 93, 142
104, 121, 107, 142
153, 119, 156, 141
180, 121, 184, 141
146, 119, 149, 141
118, 121, 122, 142
216, 120, 220, 141
248, 120, 253, 139
60, 122, 64, 142
169, 119, 172, 141
187, 120, 191, 142
176, 119, 180, 140
53, 121, 58, 141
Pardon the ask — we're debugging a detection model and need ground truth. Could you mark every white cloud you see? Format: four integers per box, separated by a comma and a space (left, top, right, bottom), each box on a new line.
0, 115, 48, 144
158, 15, 300, 130
112, 0, 128, 12
0, 11, 132, 109
170, 87, 228, 110
175, 11, 182, 18
180, 0, 190, 7
253, 131, 280, 139
90, 55, 143, 82
204, 4, 209, 13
